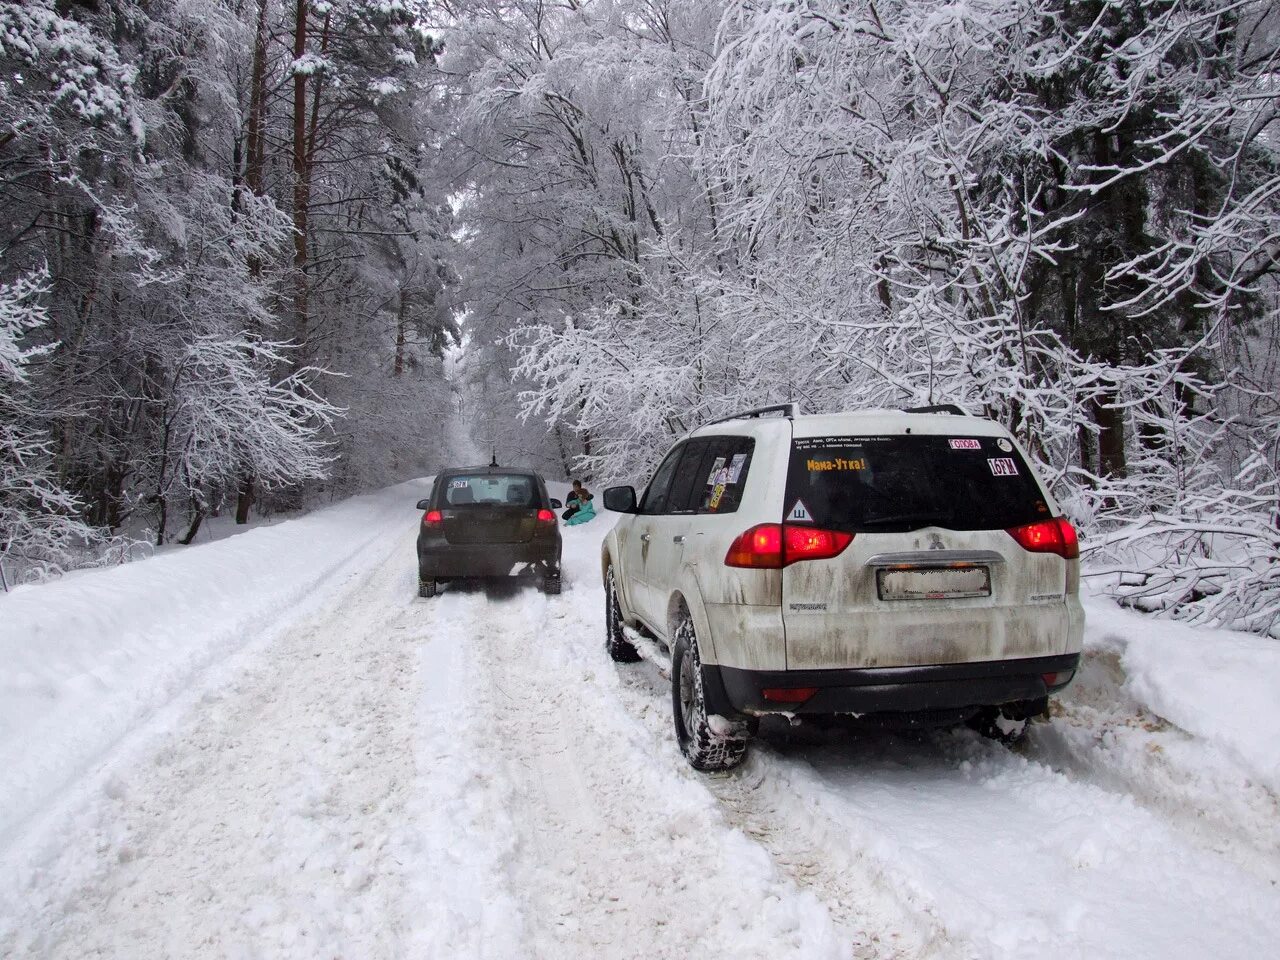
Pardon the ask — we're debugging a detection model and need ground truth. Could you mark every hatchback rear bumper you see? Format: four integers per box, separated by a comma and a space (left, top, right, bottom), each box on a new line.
418, 540, 560, 579
704, 653, 1080, 719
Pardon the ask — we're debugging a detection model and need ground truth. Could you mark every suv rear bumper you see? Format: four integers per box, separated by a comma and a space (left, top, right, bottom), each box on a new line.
703, 653, 1080, 719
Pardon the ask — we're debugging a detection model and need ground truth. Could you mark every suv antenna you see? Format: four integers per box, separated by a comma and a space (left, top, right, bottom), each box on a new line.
489, 447, 498, 468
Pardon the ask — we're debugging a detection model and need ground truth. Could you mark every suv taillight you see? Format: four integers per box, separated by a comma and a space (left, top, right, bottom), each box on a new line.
1006, 517, 1079, 559
423, 509, 443, 526
725, 523, 854, 568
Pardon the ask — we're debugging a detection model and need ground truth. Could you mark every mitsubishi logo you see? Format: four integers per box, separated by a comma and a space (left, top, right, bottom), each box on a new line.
928, 533, 945, 551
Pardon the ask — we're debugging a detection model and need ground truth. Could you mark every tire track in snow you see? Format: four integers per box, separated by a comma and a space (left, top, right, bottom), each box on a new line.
1030, 649, 1280, 884
461, 574, 849, 960
612, 661, 958, 960
608, 619, 1280, 960
719, 723, 1280, 960
2, 518, 428, 959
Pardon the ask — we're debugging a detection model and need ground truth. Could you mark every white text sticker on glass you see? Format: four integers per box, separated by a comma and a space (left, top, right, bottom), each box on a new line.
949, 438, 981, 450
704, 457, 726, 487
727, 453, 747, 483
988, 457, 1018, 477
449, 479, 470, 488
788, 500, 814, 522
997, 438, 1013, 452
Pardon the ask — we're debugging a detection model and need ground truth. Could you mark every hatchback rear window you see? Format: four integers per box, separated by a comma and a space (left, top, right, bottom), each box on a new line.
441, 474, 538, 507
785, 435, 1050, 532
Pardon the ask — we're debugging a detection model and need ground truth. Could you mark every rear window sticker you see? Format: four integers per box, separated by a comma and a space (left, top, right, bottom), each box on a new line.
704, 457, 726, 487
988, 457, 1019, 477
997, 438, 1013, 452
806, 456, 866, 472
948, 438, 981, 450
449, 478, 470, 489
707, 483, 727, 511
727, 453, 747, 483
788, 500, 814, 522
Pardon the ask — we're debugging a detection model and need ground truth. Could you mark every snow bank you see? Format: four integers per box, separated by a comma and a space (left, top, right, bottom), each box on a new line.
1084, 593, 1280, 793
0, 479, 430, 849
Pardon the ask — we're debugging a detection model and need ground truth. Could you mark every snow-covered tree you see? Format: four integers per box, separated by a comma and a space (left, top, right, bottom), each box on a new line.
0, 272, 96, 584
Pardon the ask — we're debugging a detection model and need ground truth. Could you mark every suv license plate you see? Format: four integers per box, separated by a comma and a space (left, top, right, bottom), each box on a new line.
876, 566, 991, 601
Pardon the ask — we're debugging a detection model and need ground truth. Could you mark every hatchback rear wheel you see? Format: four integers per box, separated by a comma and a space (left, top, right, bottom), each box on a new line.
542, 563, 562, 595
671, 614, 747, 771
418, 576, 437, 599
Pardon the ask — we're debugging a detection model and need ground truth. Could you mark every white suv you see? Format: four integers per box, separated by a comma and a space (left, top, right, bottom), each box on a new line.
601, 404, 1084, 771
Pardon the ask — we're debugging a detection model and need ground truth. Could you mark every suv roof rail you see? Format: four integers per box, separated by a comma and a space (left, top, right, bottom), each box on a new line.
904, 403, 966, 416
705, 402, 800, 427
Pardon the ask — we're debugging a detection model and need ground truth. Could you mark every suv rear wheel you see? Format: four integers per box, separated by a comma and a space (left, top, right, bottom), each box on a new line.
604, 566, 640, 662
672, 614, 748, 771
967, 698, 1045, 745
418, 576, 437, 599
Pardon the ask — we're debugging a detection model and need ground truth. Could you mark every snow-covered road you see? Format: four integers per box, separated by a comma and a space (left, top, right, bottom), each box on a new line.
2, 481, 1278, 959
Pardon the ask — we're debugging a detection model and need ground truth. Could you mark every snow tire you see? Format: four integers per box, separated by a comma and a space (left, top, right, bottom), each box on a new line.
672, 614, 748, 771
542, 571, 562, 595
604, 566, 641, 663
418, 576, 437, 599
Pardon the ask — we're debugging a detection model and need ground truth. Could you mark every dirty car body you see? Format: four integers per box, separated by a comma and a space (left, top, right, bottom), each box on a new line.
600, 405, 1085, 769
416, 465, 563, 596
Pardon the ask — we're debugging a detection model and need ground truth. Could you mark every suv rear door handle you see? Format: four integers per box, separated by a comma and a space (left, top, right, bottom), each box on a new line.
673, 535, 686, 543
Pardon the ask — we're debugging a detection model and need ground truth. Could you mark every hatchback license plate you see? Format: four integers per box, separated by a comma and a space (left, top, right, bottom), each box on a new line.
876, 566, 991, 601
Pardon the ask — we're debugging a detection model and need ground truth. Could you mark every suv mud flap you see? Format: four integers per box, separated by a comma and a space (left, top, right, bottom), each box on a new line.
698, 663, 741, 720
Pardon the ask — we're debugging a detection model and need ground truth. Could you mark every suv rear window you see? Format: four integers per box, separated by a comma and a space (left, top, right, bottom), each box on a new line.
441, 474, 538, 507
785, 435, 1049, 532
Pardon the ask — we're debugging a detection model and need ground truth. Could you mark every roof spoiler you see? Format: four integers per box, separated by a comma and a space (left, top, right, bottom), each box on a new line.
903, 404, 966, 416
705, 403, 800, 427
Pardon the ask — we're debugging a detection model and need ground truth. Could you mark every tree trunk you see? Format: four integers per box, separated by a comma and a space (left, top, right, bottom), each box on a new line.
291, 0, 311, 349
244, 0, 271, 278
1094, 393, 1128, 480
179, 504, 205, 545
236, 473, 255, 525
155, 495, 168, 547
393, 288, 407, 376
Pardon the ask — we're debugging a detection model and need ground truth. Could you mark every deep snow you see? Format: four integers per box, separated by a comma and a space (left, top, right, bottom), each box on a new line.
2, 479, 1278, 958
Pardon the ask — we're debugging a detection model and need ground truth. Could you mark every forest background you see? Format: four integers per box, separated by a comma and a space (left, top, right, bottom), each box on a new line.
2, 0, 1278, 636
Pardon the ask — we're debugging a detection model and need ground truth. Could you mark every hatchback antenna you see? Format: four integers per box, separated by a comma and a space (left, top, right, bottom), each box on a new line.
489, 447, 498, 468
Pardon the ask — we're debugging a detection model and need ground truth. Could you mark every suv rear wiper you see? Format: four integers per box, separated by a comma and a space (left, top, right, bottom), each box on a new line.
856, 513, 952, 530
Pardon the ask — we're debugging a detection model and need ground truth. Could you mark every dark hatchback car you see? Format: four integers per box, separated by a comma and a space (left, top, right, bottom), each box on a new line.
415, 465, 563, 598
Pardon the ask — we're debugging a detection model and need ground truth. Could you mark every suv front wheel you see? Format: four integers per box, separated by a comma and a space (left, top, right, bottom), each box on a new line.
604, 566, 641, 662
672, 613, 748, 771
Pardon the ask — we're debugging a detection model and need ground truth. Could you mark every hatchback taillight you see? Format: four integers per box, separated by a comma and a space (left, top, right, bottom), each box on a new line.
536, 509, 556, 523
725, 523, 853, 568
423, 509, 443, 526
1006, 517, 1079, 559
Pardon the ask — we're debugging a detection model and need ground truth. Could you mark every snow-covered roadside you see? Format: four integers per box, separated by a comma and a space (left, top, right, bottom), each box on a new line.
0, 478, 431, 851
1081, 595, 1280, 793
1, 500, 431, 957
